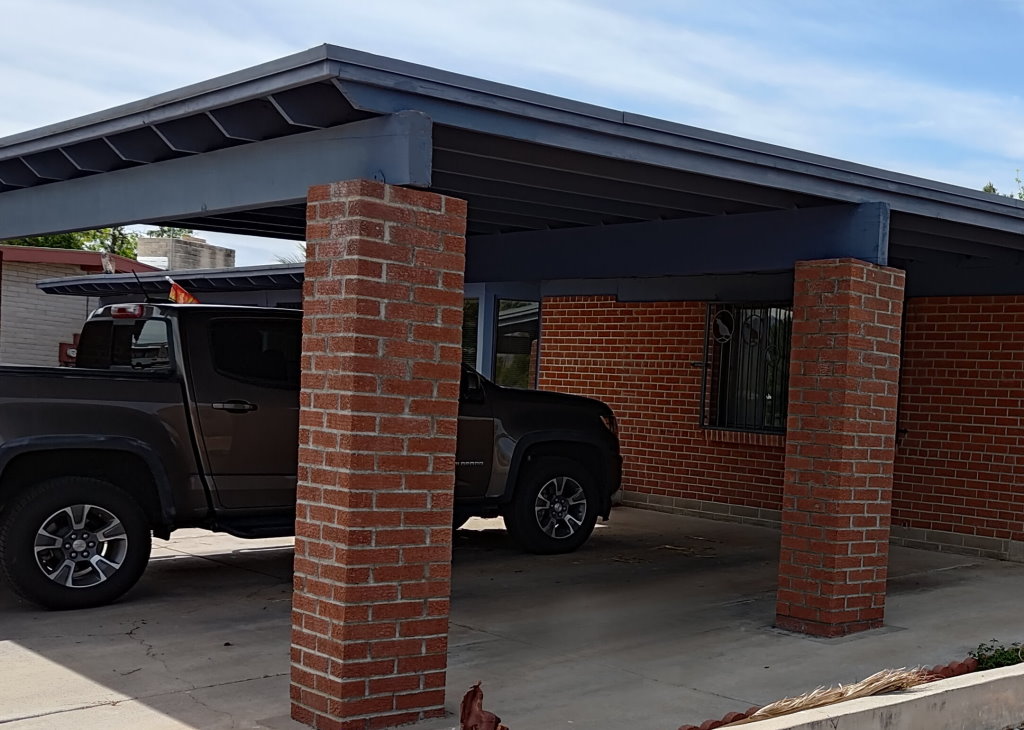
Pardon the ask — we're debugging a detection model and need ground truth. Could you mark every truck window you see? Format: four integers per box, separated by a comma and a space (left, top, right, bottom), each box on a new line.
209, 318, 301, 389
76, 319, 172, 371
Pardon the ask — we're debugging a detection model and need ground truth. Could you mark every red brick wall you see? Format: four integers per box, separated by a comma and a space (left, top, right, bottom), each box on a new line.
539, 291, 1024, 562
537, 296, 786, 510
292, 180, 466, 730
893, 296, 1024, 542
775, 259, 904, 636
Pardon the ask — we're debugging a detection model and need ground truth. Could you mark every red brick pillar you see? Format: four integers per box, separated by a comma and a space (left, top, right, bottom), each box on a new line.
291, 180, 467, 729
775, 258, 905, 637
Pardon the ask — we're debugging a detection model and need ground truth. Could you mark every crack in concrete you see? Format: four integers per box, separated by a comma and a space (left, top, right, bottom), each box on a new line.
185, 689, 237, 727
156, 545, 292, 582
448, 620, 756, 706
125, 619, 194, 689
0, 699, 129, 725
0, 672, 288, 725
888, 562, 982, 581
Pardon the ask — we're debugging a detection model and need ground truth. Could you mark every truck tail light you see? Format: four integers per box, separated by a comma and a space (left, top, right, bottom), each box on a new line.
109, 304, 145, 319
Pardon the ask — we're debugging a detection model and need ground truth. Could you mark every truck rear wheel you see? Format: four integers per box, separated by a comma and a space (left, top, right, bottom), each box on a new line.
0, 477, 151, 610
505, 457, 599, 554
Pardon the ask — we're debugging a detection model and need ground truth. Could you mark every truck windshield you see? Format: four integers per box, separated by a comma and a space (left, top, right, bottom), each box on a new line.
76, 319, 172, 371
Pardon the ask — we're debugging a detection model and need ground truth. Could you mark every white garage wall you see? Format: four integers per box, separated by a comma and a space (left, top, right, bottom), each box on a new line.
1, 262, 95, 366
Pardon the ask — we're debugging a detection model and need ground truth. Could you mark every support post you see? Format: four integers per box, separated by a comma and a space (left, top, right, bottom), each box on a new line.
291, 179, 466, 728
775, 258, 905, 637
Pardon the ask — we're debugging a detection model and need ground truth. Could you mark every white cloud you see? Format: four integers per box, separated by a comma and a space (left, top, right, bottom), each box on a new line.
0, 0, 294, 135
292, 0, 1024, 160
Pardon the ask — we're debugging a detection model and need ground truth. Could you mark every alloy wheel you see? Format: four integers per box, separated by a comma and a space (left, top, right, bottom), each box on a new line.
534, 476, 588, 539
33, 504, 129, 588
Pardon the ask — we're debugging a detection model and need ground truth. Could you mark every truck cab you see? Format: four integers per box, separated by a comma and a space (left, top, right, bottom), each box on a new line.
0, 303, 621, 609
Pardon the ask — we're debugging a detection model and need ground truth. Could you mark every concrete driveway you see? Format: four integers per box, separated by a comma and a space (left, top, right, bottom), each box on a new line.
2, 507, 1023, 729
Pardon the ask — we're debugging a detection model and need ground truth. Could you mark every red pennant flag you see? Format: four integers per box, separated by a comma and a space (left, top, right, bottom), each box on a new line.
166, 277, 200, 304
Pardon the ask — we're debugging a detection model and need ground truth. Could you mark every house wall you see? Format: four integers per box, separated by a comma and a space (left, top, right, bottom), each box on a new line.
538, 293, 1024, 559
891, 296, 1024, 558
0, 261, 96, 366
537, 296, 787, 526
137, 236, 236, 270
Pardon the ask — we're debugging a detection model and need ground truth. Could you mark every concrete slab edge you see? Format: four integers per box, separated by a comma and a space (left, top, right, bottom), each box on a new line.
698, 663, 1024, 730
621, 492, 782, 529
622, 491, 1024, 562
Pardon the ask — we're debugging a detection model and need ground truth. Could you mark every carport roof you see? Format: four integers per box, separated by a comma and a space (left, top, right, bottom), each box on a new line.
37, 262, 303, 297
2, 44, 1023, 263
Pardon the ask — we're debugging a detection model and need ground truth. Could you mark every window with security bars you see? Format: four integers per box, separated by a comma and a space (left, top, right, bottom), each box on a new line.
700, 304, 793, 434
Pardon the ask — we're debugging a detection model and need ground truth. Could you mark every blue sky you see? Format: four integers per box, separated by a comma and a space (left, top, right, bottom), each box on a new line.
0, 0, 1022, 265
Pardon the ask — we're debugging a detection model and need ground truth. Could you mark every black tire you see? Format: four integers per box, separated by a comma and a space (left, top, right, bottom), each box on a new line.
0, 477, 151, 610
505, 457, 599, 554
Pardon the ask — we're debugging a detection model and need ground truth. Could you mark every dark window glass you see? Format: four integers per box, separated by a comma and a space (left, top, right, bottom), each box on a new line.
701, 304, 792, 433
493, 299, 539, 389
209, 318, 301, 388
462, 298, 479, 368
76, 319, 172, 371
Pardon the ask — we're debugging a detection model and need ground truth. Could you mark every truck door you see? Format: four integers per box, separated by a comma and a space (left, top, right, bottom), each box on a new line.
456, 366, 494, 499
184, 314, 301, 509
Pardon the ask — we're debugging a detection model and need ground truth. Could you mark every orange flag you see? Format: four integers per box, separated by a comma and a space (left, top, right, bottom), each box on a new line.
166, 277, 200, 304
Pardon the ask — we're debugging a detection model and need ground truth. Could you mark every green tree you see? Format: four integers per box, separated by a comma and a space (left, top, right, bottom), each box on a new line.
982, 171, 1024, 200
146, 226, 193, 238
82, 227, 139, 259
275, 242, 307, 264
3, 227, 139, 257
1, 232, 91, 249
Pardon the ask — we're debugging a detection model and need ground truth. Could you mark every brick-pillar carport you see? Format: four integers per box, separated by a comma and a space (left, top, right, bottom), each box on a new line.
3, 44, 1024, 730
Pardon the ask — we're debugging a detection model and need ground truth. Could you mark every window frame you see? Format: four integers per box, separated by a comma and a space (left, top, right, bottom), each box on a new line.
76, 317, 176, 374
206, 317, 302, 391
491, 298, 540, 390
699, 301, 793, 435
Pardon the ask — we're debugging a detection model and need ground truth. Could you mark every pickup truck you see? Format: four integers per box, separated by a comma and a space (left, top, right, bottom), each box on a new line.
0, 303, 621, 610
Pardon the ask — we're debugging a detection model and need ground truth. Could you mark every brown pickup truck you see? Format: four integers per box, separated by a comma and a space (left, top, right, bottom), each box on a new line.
0, 303, 621, 610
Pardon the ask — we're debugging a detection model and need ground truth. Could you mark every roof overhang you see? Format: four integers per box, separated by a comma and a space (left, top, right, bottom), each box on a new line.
36, 262, 303, 297
0, 245, 154, 273
2, 44, 1023, 268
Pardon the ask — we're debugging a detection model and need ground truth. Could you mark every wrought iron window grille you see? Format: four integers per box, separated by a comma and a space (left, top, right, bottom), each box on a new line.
700, 303, 793, 434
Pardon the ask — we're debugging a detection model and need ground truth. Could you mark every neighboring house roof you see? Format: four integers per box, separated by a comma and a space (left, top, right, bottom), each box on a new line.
0, 245, 156, 274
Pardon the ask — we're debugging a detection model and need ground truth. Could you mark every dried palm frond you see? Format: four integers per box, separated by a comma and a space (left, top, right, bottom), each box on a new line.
726, 667, 931, 726
460, 682, 509, 730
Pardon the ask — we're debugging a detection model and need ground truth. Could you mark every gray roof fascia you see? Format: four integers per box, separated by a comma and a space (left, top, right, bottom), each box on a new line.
318, 45, 1024, 235
0, 112, 432, 239
4, 43, 1023, 238
0, 47, 337, 160
37, 262, 305, 296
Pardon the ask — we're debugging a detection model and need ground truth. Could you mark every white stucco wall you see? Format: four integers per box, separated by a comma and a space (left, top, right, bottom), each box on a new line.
0, 262, 95, 366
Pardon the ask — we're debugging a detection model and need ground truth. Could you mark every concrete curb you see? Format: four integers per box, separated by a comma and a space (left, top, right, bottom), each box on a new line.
734, 663, 1024, 730
680, 658, 978, 730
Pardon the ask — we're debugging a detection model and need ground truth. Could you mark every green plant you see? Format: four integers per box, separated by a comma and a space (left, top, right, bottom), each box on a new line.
970, 639, 1024, 670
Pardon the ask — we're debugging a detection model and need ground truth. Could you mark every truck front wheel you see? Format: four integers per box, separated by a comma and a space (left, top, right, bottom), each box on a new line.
505, 457, 599, 554
0, 478, 151, 610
